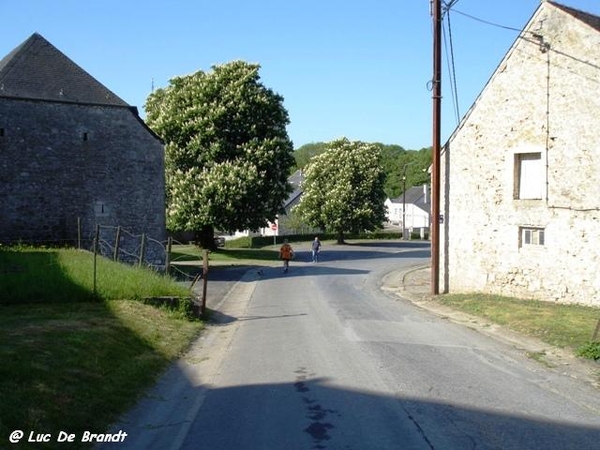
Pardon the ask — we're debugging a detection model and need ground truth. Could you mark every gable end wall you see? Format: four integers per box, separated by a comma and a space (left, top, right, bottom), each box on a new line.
0, 99, 166, 263
441, 5, 600, 306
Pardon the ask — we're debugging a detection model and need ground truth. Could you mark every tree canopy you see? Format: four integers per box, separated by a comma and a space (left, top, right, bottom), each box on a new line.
145, 61, 295, 247
294, 138, 387, 243
294, 142, 431, 198
383, 146, 432, 198
293, 142, 328, 170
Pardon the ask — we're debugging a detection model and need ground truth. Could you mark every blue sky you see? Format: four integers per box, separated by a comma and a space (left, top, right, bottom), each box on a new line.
2, 1, 599, 150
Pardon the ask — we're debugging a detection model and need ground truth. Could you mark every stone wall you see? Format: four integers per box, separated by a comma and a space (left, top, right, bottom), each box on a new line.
0, 98, 166, 264
441, 4, 600, 306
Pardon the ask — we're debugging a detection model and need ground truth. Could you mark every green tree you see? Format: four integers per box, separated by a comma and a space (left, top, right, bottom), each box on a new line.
145, 61, 295, 248
294, 138, 387, 244
384, 146, 432, 198
293, 142, 327, 170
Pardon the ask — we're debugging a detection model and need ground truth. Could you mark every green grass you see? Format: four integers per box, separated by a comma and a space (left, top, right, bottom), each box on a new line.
0, 247, 203, 449
170, 244, 279, 267
1, 247, 190, 304
438, 293, 600, 356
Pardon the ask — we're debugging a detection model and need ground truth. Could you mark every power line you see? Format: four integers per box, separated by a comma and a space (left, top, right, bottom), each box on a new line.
443, 0, 461, 13
443, 9, 461, 125
450, 8, 522, 32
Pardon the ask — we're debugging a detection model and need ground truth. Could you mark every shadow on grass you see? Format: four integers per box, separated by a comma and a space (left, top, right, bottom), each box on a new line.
0, 249, 203, 449
0, 250, 95, 304
170, 247, 278, 263
0, 300, 182, 450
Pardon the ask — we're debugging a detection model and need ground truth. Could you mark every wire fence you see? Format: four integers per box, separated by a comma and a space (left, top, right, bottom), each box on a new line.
89, 225, 209, 312
1, 220, 213, 313
92, 224, 166, 270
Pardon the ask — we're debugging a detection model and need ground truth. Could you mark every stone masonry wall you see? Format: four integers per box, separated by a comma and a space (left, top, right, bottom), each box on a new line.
0, 99, 166, 264
441, 5, 600, 306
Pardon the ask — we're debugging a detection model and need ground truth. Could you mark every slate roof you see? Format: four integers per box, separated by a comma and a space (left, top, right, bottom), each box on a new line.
0, 32, 128, 106
548, 1, 600, 32
390, 185, 431, 213
284, 169, 304, 209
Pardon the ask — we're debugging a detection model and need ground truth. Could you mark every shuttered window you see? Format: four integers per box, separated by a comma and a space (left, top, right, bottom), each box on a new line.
514, 153, 542, 199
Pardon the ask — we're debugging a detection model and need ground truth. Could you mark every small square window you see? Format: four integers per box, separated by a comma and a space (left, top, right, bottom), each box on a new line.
520, 227, 545, 247
94, 201, 109, 217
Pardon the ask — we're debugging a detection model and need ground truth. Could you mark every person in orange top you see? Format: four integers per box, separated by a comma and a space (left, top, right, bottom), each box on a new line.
279, 239, 294, 273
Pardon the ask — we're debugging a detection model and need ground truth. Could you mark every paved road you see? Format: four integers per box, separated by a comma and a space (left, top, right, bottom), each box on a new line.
105, 241, 600, 450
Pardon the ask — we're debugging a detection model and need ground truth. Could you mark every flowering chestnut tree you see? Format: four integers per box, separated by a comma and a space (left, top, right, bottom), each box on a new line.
294, 138, 387, 243
145, 61, 294, 248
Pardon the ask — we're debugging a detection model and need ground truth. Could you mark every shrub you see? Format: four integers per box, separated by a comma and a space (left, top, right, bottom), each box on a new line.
576, 341, 600, 360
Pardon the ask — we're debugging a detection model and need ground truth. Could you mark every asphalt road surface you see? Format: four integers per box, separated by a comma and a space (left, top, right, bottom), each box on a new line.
105, 241, 600, 450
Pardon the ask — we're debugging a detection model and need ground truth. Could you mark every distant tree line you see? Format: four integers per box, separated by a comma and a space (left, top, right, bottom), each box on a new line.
294, 142, 432, 198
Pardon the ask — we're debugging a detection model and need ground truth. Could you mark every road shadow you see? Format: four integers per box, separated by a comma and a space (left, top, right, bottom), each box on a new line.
208, 308, 308, 326
255, 264, 370, 281
290, 248, 431, 264
342, 240, 430, 250
102, 373, 600, 450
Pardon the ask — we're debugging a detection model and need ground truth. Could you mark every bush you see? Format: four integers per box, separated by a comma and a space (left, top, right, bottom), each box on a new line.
576, 341, 600, 360
224, 232, 407, 249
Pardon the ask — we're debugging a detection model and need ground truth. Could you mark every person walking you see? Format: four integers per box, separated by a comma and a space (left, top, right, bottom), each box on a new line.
279, 239, 294, 273
311, 236, 321, 263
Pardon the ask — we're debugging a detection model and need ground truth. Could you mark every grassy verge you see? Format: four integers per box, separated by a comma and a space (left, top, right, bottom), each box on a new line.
171, 244, 279, 263
0, 247, 203, 449
1, 247, 190, 303
437, 293, 600, 360
169, 244, 280, 276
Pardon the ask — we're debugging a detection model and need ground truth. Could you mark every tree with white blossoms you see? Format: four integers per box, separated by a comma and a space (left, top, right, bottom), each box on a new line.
294, 138, 387, 244
145, 61, 295, 248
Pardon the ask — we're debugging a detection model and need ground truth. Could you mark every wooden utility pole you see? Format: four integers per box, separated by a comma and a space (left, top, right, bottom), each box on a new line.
431, 0, 442, 295
201, 249, 209, 316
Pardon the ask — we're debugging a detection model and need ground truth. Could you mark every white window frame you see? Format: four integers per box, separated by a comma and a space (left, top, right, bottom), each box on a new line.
520, 226, 545, 247
514, 152, 543, 200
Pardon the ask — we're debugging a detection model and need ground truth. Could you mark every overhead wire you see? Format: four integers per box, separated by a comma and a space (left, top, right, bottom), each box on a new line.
450, 8, 522, 33
442, 1, 461, 126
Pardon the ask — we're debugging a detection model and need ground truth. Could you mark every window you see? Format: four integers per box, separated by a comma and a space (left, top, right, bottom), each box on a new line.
94, 201, 109, 217
520, 227, 545, 247
514, 153, 542, 199
82, 132, 89, 141
0, 128, 4, 137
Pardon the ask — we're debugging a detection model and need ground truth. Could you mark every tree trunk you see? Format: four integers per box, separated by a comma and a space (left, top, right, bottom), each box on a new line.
336, 230, 345, 245
196, 224, 216, 250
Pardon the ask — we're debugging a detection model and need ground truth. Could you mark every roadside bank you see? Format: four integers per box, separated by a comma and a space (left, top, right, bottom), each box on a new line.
382, 265, 600, 389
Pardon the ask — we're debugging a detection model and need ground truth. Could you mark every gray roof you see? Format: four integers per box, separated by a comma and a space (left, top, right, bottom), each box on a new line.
0, 33, 128, 106
549, 2, 600, 32
391, 185, 431, 213
284, 169, 304, 209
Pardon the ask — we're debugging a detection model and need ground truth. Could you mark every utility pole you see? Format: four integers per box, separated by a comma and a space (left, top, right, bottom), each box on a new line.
401, 162, 414, 240
431, 0, 442, 295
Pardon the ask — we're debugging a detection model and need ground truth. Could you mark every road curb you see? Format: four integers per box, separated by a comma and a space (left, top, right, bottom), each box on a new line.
381, 265, 600, 390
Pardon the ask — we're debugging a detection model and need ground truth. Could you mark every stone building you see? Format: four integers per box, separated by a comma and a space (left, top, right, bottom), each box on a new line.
0, 33, 166, 263
440, 1, 600, 306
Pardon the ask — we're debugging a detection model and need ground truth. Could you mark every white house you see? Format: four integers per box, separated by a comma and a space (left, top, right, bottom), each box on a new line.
385, 185, 430, 237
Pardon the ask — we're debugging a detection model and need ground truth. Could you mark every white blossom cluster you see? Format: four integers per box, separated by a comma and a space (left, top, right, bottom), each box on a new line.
145, 61, 295, 233
294, 138, 387, 236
